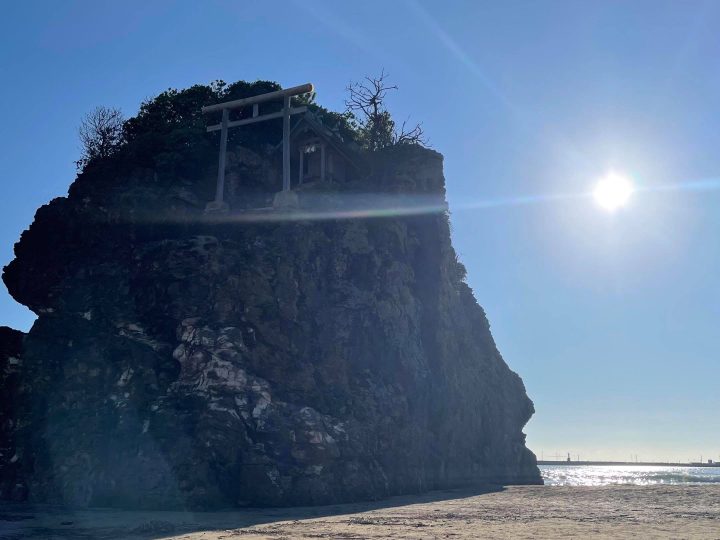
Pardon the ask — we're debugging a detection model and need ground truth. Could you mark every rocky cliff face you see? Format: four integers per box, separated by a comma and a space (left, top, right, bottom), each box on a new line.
0, 326, 25, 501
0, 85, 539, 509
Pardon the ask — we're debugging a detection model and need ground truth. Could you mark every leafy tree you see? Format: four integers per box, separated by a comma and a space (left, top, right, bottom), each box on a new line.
121, 83, 222, 175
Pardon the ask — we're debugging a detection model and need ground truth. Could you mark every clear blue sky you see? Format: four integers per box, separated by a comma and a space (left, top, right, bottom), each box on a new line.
2, 0, 719, 462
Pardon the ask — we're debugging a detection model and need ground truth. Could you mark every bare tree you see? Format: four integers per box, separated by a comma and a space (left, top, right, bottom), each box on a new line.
77, 106, 124, 169
345, 70, 426, 151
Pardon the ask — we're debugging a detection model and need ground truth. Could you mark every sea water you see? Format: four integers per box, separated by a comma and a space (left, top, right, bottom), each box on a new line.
540, 465, 720, 486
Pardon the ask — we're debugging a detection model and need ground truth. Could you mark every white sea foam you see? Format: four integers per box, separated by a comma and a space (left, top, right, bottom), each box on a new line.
540, 465, 720, 486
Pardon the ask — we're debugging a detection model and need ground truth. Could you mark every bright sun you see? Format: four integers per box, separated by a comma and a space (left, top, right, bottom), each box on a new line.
593, 172, 634, 211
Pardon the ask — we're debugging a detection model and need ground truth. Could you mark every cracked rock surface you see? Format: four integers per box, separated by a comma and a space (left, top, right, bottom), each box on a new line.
0, 140, 539, 508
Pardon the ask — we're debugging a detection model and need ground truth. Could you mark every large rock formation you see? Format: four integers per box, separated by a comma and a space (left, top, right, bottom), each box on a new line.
0, 82, 540, 509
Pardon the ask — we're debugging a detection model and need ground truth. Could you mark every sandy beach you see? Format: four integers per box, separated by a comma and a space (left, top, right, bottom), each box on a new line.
2, 484, 719, 539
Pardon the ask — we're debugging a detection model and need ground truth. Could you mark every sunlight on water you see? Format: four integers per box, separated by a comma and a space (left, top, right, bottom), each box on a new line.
540, 465, 720, 486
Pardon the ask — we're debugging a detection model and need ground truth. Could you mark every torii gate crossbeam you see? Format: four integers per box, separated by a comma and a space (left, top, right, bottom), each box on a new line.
201, 83, 314, 211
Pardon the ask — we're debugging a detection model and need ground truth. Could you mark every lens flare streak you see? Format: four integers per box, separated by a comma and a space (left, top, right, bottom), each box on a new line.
134, 177, 720, 225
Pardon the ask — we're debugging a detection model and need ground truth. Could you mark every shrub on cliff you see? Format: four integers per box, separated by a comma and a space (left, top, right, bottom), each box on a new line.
75, 76, 424, 181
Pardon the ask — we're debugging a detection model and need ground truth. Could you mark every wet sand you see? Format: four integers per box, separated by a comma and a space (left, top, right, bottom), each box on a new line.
2, 484, 719, 539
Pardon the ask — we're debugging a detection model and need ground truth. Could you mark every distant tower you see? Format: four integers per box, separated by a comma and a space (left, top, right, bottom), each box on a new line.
567, 452, 571, 462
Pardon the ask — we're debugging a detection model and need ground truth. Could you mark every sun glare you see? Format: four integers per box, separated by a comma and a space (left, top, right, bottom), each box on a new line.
593, 173, 634, 211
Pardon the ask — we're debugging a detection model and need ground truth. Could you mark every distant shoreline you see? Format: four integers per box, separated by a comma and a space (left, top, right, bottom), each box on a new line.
538, 460, 720, 468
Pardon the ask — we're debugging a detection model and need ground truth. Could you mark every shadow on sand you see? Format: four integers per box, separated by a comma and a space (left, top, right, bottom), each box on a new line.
0, 484, 505, 539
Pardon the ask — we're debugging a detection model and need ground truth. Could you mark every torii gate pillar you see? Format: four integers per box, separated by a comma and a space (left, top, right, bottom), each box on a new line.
282, 95, 291, 192
202, 83, 314, 213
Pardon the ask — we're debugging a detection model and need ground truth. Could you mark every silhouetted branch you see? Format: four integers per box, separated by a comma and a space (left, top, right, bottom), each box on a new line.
394, 118, 426, 146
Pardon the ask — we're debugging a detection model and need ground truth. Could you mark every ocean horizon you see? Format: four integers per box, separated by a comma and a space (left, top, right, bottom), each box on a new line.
540, 464, 720, 486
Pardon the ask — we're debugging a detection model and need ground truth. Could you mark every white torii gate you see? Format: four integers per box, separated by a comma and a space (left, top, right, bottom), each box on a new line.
201, 83, 314, 212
